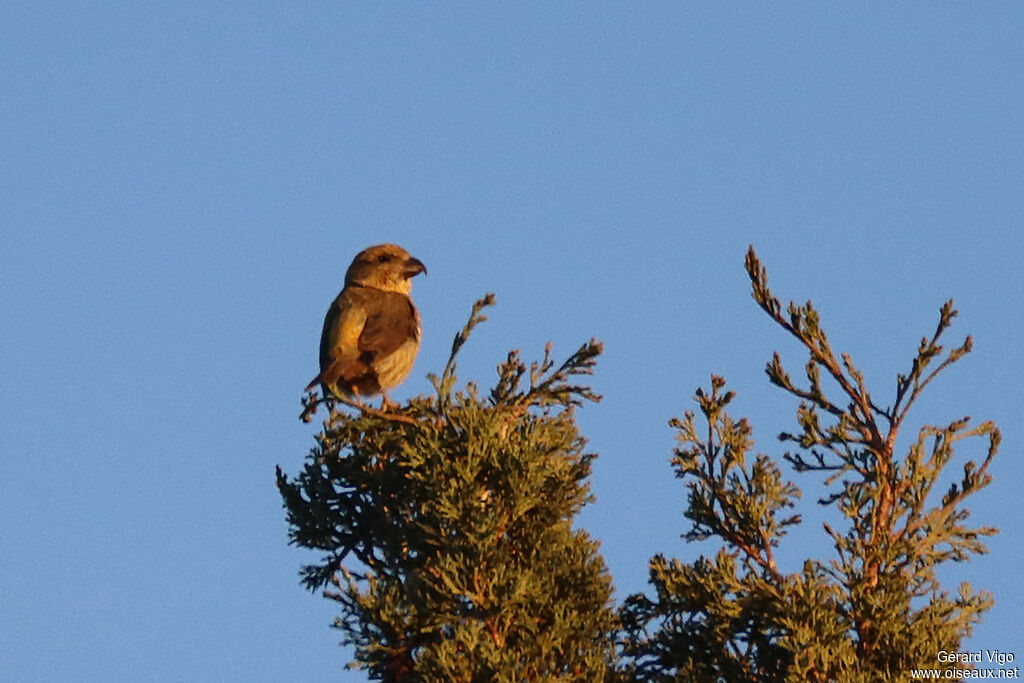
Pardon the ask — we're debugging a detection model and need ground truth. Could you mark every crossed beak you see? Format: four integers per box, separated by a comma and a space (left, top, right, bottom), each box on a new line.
404, 256, 427, 278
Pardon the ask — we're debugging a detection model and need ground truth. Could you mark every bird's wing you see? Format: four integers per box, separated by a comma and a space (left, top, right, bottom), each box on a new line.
357, 290, 420, 358
305, 288, 369, 392
321, 290, 367, 367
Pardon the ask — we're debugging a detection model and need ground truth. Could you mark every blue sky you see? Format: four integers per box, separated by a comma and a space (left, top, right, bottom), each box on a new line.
2, 4, 1021, 680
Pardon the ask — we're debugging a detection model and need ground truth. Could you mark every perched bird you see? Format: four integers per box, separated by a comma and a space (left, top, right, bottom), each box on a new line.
305, 244, 426, 406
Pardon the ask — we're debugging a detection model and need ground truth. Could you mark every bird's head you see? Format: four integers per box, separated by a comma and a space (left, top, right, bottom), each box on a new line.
344, 243, 427, 294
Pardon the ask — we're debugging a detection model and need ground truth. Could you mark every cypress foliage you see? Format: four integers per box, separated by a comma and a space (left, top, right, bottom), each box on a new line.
620, 247, 1000, 681
281, 249, 1000, 681
278, 295, 617, 681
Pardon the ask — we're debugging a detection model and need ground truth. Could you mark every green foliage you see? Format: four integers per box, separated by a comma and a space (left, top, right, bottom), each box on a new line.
619, 377, 799, 681
281, 250, 1000, 682
278, 295, 617, 681
620, 247, 999, 682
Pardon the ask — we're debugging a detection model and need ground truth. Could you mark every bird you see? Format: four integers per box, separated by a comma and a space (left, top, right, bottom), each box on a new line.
305, 244, 426, 407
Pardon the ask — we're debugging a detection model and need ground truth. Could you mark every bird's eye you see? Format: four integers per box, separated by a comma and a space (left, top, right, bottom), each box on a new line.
377, 255, 390, 262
